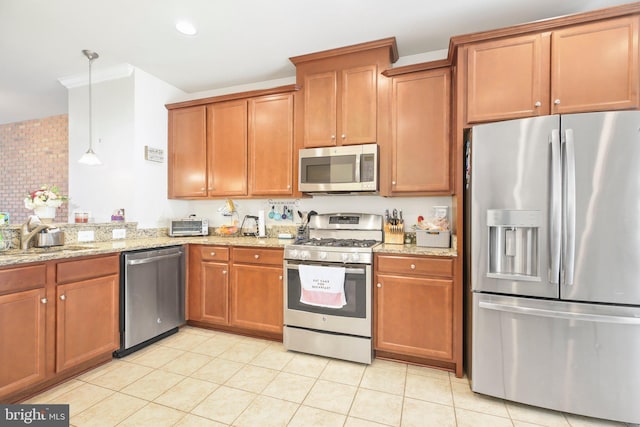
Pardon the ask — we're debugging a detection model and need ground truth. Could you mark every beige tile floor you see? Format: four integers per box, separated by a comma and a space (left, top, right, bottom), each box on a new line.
25, 327, 629, 427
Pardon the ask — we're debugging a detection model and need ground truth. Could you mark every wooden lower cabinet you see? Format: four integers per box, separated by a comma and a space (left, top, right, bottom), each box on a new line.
230, 263, 283, 334
374, 254, 458, 372
0, 287, 47, 398
0, 255, 119, 402
230, 247, 283, 335
55, 274, 119, 373
189, 245, 284, 338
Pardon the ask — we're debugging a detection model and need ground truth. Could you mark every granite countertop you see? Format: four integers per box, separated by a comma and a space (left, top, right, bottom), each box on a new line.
0, 234, 457, 267
0, 235, 294, 267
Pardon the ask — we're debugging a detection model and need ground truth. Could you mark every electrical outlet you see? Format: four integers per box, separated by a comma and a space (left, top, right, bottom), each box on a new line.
77, 230, 95, 242
112, 229, 126, 239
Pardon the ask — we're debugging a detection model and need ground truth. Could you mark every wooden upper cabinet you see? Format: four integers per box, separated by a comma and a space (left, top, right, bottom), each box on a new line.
304, 71, 338, 147
168, 106, 207, 198
302, 65, 377, 147
389, 67, 451, 194
207, 100, 248, 196
466, 33, 550, 123
465, 15, 639, 124
249, 93, 294, 196
291, 38, 398, 148
551, 16, 639, 114
341, 65, 378, 145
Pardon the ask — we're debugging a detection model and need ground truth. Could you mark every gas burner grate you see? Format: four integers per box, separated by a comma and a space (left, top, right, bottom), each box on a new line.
298, 238, 378, 248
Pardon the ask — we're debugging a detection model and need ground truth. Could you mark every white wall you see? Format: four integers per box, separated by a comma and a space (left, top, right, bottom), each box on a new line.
67, 49, 454, 231
68, 67, 187, 226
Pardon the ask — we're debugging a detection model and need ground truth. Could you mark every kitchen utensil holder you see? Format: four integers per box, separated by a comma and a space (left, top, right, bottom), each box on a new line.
384, 221, 404, 244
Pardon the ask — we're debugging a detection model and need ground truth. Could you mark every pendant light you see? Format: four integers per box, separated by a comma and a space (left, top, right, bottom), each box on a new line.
78, 49, 102, 166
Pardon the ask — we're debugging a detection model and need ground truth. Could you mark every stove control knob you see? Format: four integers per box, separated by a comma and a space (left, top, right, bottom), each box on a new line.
341, 253, 349, 262
301, 250, 311, 260
289, 249, 299, 259
319, 252, 328, 260
351, 253, 360, 262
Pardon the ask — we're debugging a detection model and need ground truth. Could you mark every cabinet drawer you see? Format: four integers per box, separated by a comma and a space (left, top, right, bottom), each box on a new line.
376, 255, 453, 277
0, 264, 47, 294
56, 254, 119, 284
200, 246, 230, 262
232, 247, 283, 266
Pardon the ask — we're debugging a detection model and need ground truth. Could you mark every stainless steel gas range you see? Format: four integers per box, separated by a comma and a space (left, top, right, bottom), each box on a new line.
283, 213, 382, 364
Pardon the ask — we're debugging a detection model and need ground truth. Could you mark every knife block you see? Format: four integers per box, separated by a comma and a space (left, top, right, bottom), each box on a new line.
384, 221, 405, 244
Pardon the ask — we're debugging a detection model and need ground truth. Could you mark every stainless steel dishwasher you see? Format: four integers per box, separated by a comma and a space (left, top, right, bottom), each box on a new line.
114, 245, 185, 357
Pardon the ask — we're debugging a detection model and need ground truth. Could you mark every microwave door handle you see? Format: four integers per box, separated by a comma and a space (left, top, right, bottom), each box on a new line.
355, 154, 361, 183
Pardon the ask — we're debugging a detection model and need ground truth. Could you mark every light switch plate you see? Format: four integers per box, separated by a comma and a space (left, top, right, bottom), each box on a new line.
112, 229, 126, 239
77, 230, 95, 242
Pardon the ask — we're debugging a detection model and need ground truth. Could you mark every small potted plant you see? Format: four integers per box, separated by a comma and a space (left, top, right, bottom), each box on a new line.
24, 185, 68, 222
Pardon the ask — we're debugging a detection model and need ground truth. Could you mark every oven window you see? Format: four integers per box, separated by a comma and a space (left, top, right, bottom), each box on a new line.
286, 267, 366, 318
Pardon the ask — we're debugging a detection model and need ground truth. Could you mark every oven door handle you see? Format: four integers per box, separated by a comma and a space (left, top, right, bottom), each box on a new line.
285, 263, 366, 275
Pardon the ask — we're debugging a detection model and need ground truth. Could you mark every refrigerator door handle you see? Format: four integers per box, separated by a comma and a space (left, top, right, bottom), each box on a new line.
562, 129, 576, 286
478, 301, 640, 325
549, 129, 562, 284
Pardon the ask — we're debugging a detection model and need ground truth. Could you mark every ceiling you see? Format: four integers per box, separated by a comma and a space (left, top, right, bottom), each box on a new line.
0, 0, 633, 125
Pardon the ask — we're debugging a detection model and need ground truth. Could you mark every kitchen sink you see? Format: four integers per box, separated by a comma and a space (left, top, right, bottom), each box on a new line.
1, 245, 97, 256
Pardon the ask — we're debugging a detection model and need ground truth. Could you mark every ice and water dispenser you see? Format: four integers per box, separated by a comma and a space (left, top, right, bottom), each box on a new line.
486, 209, 540, 281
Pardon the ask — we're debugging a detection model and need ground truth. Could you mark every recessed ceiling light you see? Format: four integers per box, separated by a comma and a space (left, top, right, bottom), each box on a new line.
176, 20, 197, 36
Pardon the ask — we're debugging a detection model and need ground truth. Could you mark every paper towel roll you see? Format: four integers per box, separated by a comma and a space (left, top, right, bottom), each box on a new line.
258, 210, 266, 237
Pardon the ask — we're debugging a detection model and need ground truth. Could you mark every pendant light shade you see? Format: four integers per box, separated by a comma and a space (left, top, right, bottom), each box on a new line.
78, 49, 101, 166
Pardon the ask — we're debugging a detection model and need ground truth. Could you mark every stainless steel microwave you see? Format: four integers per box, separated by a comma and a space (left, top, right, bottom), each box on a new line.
298, 144, 378, 193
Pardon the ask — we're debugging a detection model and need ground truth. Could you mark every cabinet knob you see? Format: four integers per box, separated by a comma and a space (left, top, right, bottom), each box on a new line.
287, 185, 291, 189
200, 187, 206, 191
410, 264, 416, 270
331, 135, 336, 140
341, 134, 346, 139
554, 99, 561, 105
279, 275, 283, 280
222, 270, 227, 275
377, 283, 382, 288
210, 251, 216, 256
254, 254, 260, 259
41, 298, 48, 304
60, 294, 66, 301
392, 181, 396, 185
534, 101, 541, 107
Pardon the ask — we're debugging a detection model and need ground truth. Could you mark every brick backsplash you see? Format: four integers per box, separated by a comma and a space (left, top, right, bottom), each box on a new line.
0, 115, 69, 224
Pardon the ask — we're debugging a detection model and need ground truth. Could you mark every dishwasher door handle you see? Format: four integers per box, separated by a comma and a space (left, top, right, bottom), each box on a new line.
126, 252, 182, 265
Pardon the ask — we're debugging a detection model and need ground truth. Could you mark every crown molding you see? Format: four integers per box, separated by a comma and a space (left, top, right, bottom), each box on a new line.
58, 63, 135, 89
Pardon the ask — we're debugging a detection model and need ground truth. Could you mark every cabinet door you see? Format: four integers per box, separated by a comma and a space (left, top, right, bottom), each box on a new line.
249, 93, 294, 195
201, 262, 229, 325
390, 68, 451, 194
207, 100, 248, 196
341, 64, 377, 145
551, 16, 639, 114
375, 274, 453, 360
466, 33, 550, 123
56, 275, 119, 372
168, 106, 207, 198
0, 288, 46, 398
304, 71, 338, 147
230, 264, 283, 334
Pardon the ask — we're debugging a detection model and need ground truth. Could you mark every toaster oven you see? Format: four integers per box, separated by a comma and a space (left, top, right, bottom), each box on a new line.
169, 217, 209, 237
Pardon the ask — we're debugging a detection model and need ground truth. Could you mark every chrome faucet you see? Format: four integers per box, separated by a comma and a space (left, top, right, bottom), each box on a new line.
20, 216, 49, 250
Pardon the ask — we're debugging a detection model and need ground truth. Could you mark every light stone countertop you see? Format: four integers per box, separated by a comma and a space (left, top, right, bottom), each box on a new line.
0, 235, 294, 267
0, 233, 456, 267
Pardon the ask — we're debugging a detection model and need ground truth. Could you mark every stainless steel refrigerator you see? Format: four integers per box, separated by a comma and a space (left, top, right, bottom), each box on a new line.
470, 111, 640, 424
